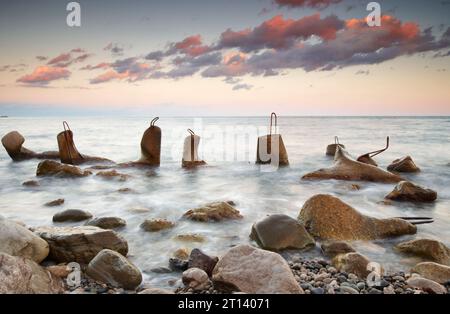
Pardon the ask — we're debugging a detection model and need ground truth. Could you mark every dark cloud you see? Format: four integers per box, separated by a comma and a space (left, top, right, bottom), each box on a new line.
90, 57, 152, 84
232, 83, 253, 91
274, 0, 342, 9
47, 49, 91, 68
104, 43, 126, 56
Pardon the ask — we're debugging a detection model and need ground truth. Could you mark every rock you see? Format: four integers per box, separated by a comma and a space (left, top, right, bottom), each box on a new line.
298, 194, 417, 240
326, 143, 345, 156
22, 180, 40, 187
174, 248, 190, 260
332, 253, 373, 279
34, 226, 128, 263
406, 275, 447, 294
395, 239, 450, 265
0, 253, 64, 294
46, 265, 72, 278
302, 146, 402, 183
86, 217, 127, 230
383, 285, 395, 294
340, 285, 359, 294
140, 219, 174, 232
86, 249, 142, 290
36, 160, 92, 178
212, 244, 304, 294
411, 262, 450, 284
183, 202, 243, 222
169, 258, 189, 271
385, 181, 437, 202
250, 214, 315, 251
0, 218, 49, 263
53, 209, 93, 222
2, 131, 59, 162
188, 249, 219, 276
139, 288, 174, 294
44, 198, 65, 207
96, 170, 130, 181
118, 188, 135, 194
321, 241, 356, 257
182, 268, 211, 290
388, 156, 420, 173
175, 234, 206, 243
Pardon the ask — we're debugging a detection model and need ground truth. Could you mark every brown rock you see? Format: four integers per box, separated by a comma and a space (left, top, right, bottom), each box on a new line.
385, 181, 437, 202
326, 143, 345, 156
140, 219, 175, 232
188, 248, 219, 276
321, 241, 356, 258
138, 288, 174, 294
406, 275, 447, 294
53, 209, 93, 222
411, 262, 450, 284
46, 265, 71, 278
387, 156, 420, 173
44, 198, 65, 207
174, 234, 206, 243
22, 180, 40, 187
182, 268, 211, 290
96, 170, 130, 181
395, 239, 450, 265
183, 202, 243, 222
174, 248, 190, 260
36, 160, 92, 178
332, 252, 374, 278
86, 217, 127, 230
2, 131, 59, 162
298, 194, 417, 240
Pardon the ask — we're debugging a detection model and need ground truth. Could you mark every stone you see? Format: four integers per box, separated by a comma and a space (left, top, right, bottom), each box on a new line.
182, 268, 211, 291
332, 253, 373, 279
138, 288, 174, 294
1, 131, 59, 161
395, 239, 450, 265
22, 180, 40, 187
387, 156, 420, 173
36, 160, 92, 177
44, 198, 65, 207
46, 265, 71, 278
302, 146, 403, 183
406, 275, 447, 294
299, 194, 417, 240
321, 241, 356, 257
326, 143, 345, 156
34, 226, 128, 264
0, 252, 64, 294
174, 248, 190, 260
175, 234, 206, 243
188, 248, 219, 276
169, 258, 189, 271
411, 262, 450, 284
96, 170, 130, 181
183, 202, 243, 222
385, 181, 437, 202
140, 219, 175, 232
340, 286, 359, 294
86, 217, 127, 230
86, 249, 142, 290
383, 285, 395, 294
0, 218, 49, 263
53, 209, 93, 222
250, 214, 315, 251
212, 244, 304, 294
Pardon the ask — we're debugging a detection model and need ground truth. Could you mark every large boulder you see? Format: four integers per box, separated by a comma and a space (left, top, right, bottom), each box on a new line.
302, 146, 402, 183
212, 244, 303, 294
36, 160, 92, 178
411, 262, 450, 284
387, 156, 420, 173
53, 209, 93, 222
188, 248, 218, 277
385, 181, 437, 203
86, 217, 127, 230
406, 274, 447, 294
0, 253, 64, 294
183, 202, 243, 222
250, 214, 315, 251
86, 249, 142, 290
0, 218, 49, 263
395, 239, 450, 265
298, 194, 417, 240
332, 252, 374, 279
33, 226, 128, 264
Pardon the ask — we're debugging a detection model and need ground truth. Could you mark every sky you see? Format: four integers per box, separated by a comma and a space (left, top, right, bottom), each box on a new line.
0, 0, 449, 116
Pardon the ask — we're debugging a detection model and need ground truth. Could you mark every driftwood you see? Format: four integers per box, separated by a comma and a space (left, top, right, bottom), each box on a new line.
1, 131, 59, 161
302, 145, 403, 183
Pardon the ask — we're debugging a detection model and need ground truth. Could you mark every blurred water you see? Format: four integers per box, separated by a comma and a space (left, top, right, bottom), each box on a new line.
0, 116, 449, 288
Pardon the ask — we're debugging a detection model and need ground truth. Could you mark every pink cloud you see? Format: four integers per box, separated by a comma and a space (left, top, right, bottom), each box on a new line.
17, 66, 71, 85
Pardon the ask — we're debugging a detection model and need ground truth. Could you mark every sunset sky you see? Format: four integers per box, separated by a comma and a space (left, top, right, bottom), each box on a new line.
0, 0, 449, 116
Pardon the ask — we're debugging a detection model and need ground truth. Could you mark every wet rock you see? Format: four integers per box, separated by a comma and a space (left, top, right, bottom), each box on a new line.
140, 219, 175, 232
188, 249, 219, 276
46, 265, 71, 278
387, 156, 420, 173
44, 198, 65, 207
0, 218, 49, 263
86, 249, 142, 290
117, 188, 135, 194
385, 181, 437, 203
0, 252, 64, 294
321, 241, 356, 258
395, 239, 450, 265
302, 146, 402, 183
411, 262, 450, 284
86, 217, 127, 230
212, 244, 304, 294
139, 288, 174, 294
34, 226, 128, 264
96, 170, 130, 181
2, 131, 59, 161
169, 258, 189, 271
250, 214, 315, 251
298, 194, 417, 240
175, 234, 206, 243
326, 143, 345, 156
22, 180, 40, 187
406, 275, 447, 294
36, 160, 92, 178
149, 266, 172, 274
174, 248, 190, 260
182, 268, 211, 291
53, 209, 93, 222
332, 253, 373, 279
183, 202, 243, 222
340, 285, 359, 294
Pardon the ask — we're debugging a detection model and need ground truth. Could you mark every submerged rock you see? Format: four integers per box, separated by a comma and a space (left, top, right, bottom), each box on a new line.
302, 146, 402, 183
36, 160, 92, 178
34, 226, 128, 264
385, 181, 437, 202
182, 268, 211, 291
212, 244, 304, 294
188, 248, 219, 276
411, 262, 450, 284
406, 275, 447, 294
140, 219, 175, 232
321, 241, 356, 258
139, 288, 174, 294
53, 209, 93, 222
395, 239, 450, 265
183, 202, 243, 222
387, 156, 420, 173
169, 258, 189, 272
174, 248, 190, 260
175, 234, 206, 243
86, 217, 127, 230
0, 253, 64, 294
332, 252, 374, 279
22, 180, 40, 187
96, 170, 130, 181
250, 214, 315, 251
86, 249, 142, 290
298, 194, 417, 240
0, 218, 49, 263
44, 198, 65, 207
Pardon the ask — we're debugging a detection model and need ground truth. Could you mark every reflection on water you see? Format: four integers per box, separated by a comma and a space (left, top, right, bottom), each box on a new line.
0, 116, 449, 288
